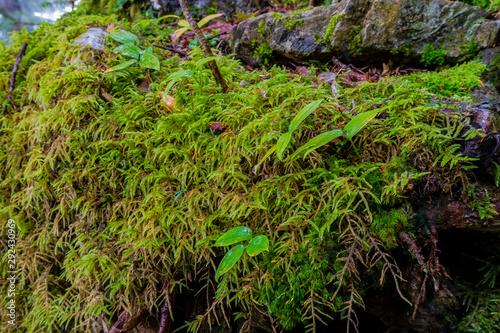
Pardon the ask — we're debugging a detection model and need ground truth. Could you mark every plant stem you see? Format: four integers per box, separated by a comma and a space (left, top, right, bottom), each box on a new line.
177, 0, 228, 92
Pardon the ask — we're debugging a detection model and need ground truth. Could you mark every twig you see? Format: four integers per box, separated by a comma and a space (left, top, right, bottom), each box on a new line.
2, 42, 27, 114
153, 44, 188, 57
177, 0, 228, 92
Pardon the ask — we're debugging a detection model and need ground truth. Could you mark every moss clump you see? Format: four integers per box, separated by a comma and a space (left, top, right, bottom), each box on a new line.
252, 39, 273, 66
322, 13, 345, 43
461, 40, 480, 60
271, 12, 284, 19
391, 42, 413, 56
284, 17, 304, 30
257, 20, 266, 37
421, 43, 447, 66
289, 6, 313, 15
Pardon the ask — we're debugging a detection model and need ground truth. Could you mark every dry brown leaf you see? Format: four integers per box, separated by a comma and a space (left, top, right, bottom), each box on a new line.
106, 20, 115, 34
160, 92, 176, 111
101, 89, 114, 102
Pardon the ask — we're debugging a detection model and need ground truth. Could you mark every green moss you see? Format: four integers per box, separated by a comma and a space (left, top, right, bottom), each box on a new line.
391, 42, 413, 56
252, 39, 273, 66
421, 43, 447, 67
257, 20, 266, 37
289, 6, 314, 15
348, 27, 363, 56
284, 17, 304, 30
322, 14, 345, 43
461, 40, 480, 59
270, 12, 284, 19
0, 5, 494, 332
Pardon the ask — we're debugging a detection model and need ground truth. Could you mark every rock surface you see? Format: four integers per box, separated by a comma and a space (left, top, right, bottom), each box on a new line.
232, 0, 500, 66
73, 27, 108, 50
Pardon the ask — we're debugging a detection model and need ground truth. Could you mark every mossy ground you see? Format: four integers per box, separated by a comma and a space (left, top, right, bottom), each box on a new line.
1, 3, 500, 333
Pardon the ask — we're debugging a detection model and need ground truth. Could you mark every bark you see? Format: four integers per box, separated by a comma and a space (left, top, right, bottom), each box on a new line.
177, 0, 228, 92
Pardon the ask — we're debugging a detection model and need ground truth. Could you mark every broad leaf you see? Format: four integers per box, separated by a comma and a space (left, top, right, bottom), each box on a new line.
290, 129, 343, 160
141, 46, 153, 56
215, 244, 245, 281
113, 44, 141, 59
177, 20, 190, 28
157, 15, 179, 23
246, 235, 269, 257
276, 132, 292, 161
105, 59, 136, 72
198, 13, 225, 28
344, 110, 378, 138
109, 30, 140, 45
139, 54, 160, 71
288, 100, 322, 133
214, 226, 252, 246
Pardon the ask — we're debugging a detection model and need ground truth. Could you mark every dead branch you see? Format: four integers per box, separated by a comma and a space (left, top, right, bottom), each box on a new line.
177, 0, 228, 92
2, 42, 27, 114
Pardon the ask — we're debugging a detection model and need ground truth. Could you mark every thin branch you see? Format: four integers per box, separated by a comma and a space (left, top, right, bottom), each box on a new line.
177, 0, 228, 92
2, 42, 27, 114
153, 43, 188, 57
158, 281, 176, 333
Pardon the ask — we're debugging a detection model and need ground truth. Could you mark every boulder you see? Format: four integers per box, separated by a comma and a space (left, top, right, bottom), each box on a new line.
231, 0, 500, 66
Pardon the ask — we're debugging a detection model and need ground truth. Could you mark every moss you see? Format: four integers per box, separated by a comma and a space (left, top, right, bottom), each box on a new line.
0, 5, 494, 332
270, 12, 284, 19
391, 42, 413, 56
257, 20, 266, 38
289, 6, 314, 15
461, 40, 480, 60
252, 39, 273, 66
284, 17, 304, 30
348, 27, 363, 56
322, 13, 345, 43
421, 43, 447, 66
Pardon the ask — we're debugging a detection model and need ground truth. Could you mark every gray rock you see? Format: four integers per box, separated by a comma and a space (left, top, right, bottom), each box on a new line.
73, 27, 108, 51
479, 47, 500, 91
232, 0, 500, 67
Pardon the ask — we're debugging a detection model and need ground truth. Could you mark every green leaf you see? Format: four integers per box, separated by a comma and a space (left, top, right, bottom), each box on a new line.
198, 13, 224, 28
344, 110, 378, 138
246, 235, 269, 257
113, 44, 141, 59
194, 56, 219, 71
215, 244, 245, 281
141, 46, 153, 56
105, 59, 136, 72
139, 54, 160, 71
214, 226, 252, 246
255, 145, 276, 168
276, 132, 292, 161
109, 30, 140, 45
157, 14, 179, 23
290, 129, 343, 160
165, 70, 194, 91
288, 100, 322, 133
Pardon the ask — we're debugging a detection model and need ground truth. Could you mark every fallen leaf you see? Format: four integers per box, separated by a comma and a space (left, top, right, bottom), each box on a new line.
296, 66, 312, 76
137, 77, 151, 91
160, 92, 176, 111
101, 89, 114, 102
106, 20, 115, 34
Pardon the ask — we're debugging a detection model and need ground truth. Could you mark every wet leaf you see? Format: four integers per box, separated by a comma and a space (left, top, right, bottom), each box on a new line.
137, 78, 151, 91
290, 129, 343, 160
246, 235, 269, 257
214, 226, 252, 246
172, 27, 189, 43
344, 110, 378, 138
215, 244, 245, 281
139, 54, 160, 71
113, 44, 141, 59
289, 100, 322, 133
109, 30, 140, 45
276, 132, 292, 161
105, 59, 136, 72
